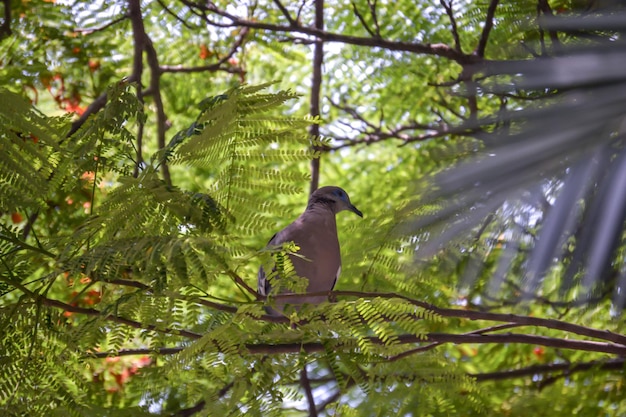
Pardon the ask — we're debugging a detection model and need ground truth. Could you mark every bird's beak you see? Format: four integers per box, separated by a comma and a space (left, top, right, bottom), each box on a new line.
350, 204, 363, 218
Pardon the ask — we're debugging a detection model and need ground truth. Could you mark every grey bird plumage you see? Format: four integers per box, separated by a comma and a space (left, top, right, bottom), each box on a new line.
258, 186, 363, 314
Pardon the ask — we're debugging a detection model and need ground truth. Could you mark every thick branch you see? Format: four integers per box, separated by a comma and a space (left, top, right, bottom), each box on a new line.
1, 0, 11, 39
309, 0, 324, 194
88, 331, 626, 357
128, 0, 145, 82
128, 0, 146, 176
88, 282, 626, 347
127, 0, 170, 184
12, 275, 625, 357
143, 31, 170, 185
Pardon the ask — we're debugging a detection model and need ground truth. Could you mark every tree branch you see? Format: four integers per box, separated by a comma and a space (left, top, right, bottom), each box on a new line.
471, 358, 625, 382
128, 0, 169, 184
159, 27, 249, 75
144, 31, 170, 186
2, 277, 202, 340
330, 290, 626, 345
189, 2, 481, 66
0, 225, 56, 257
95, 282, 626, 347
81, 323, 626, 357
309, 0, 324, 195
301, 366, 319, 417
12, 274, 626, 357
226, 270, 261, 300
326, 96, 483, 149
440, 0, 462, 52
96, 330, 626, 356
1, 0, 11, 40
67, 91, 109, 138
128, 0, 147, 178
475, 0, 499, 57
74, 13, 129, 35
273, 0, 298, 26
156, 0, 196, 30
175, 382, 233, 416
387, 323, 522, 361
159, 63, 244, 74
537, 0, 561, 49
351, 1, 377, 38
367, 0, 381, 37
105, 277, 255, 313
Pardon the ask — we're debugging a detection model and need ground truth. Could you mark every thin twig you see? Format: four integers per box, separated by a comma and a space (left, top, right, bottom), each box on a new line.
273, 0, 298, 26
74, 13, 129, 35
367, 0, 381, 37
301, 366, 319, 417
475, 0, 499, 57
537, 0, 561, 49
226, 270, 261, 300
440, 0, 462, 52
388, 322, 523, 361
316, 378, 356, 414
472, 358, 625, 382
175, 382, 233, 416
75, 324, 626, 359
331, 290, 626, 345
1, 276, 202, 339
159, 26, 248, 75
351, 1, 377, 38
156, 0, 195, 30
327, 98, 467, 150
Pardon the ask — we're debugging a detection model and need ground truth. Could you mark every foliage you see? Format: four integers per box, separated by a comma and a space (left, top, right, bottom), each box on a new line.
1, 0, 625, 416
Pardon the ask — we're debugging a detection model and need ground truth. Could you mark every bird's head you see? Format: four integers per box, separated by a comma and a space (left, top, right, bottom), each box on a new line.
309, 186, 363, 217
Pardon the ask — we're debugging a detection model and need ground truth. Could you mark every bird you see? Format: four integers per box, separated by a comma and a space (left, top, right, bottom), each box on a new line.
258, 186, 363, 315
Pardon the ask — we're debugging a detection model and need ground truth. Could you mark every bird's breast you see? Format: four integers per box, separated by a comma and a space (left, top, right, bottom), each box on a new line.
290, 230, 340, 293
